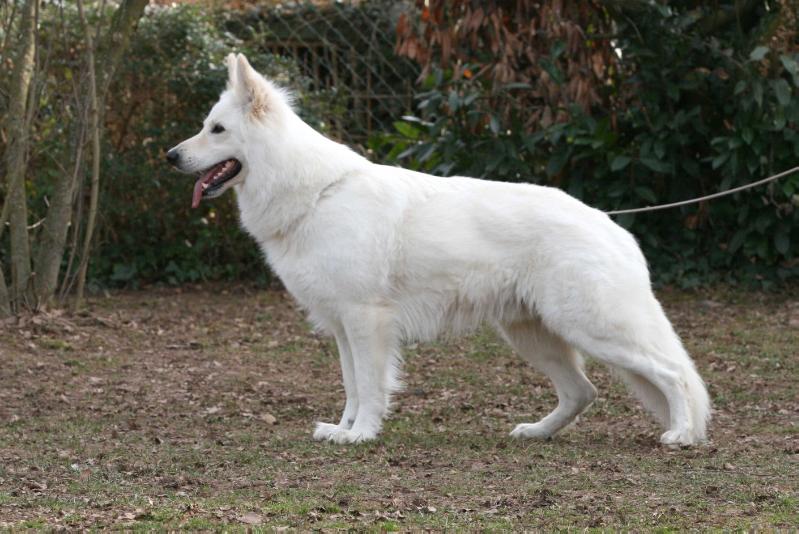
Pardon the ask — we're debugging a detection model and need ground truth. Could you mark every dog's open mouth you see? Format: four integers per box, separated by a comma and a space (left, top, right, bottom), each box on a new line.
191, 158, 242, 208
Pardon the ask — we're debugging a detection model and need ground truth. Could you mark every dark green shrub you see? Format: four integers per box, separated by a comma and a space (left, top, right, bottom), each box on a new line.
378, 3, 799, 287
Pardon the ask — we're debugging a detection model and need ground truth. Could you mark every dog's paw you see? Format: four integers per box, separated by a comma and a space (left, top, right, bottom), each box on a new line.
313, 422, 340, 441
313, 422, 377, 444
326, 427, 377, 445
660, 428, 697, 447
510, 423, 555, 440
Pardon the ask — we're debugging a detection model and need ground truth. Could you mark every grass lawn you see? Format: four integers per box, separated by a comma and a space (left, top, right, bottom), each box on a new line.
0, 284, 797, 529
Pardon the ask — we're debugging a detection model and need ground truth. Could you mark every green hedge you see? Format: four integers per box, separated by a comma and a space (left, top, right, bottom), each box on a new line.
375, 3, 799, 287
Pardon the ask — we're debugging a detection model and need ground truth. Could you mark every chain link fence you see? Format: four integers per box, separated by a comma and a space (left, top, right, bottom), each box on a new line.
237, 0, 419, 150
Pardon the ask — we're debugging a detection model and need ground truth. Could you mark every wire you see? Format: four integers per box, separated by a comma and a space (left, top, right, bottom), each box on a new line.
604, 165, 799, 216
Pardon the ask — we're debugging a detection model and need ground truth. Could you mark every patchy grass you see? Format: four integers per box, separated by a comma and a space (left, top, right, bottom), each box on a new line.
0, 285, 797, 529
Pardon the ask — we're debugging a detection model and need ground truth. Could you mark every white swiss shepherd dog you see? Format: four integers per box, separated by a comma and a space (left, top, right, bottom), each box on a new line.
167, 54, 711, 447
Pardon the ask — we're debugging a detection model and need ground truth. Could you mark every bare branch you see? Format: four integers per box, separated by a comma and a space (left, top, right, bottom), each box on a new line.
1, 0, 39, 312
73, 0, 102, 309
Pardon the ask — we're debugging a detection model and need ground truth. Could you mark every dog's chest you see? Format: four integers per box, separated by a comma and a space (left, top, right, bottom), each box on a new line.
258, 235, 357, 311
260, 221, 396, 314
263, 243, 326, 304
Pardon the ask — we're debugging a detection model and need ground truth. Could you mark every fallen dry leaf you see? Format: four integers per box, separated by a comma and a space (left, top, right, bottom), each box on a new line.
238, 512, 263, 525
260, 413, 277, 425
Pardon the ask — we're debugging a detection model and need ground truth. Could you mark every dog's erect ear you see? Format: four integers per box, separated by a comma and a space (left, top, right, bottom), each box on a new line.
233, 53, 269, 117
225, 53, 237, 86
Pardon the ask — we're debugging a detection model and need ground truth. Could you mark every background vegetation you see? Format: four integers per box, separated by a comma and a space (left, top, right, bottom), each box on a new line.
1, 0, 798, 317
385, 0, 799, 288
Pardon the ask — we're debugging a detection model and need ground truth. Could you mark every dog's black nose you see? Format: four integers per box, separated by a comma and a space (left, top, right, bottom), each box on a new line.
165, 148, 180, 165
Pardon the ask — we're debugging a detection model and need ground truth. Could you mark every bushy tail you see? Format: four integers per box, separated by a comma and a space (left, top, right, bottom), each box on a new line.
681, 356, 711, 441
617, 360, 710, 441
617, 325, 711, 442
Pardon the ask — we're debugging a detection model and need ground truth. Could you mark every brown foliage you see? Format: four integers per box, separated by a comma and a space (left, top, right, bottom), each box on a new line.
395, 0, 619, 128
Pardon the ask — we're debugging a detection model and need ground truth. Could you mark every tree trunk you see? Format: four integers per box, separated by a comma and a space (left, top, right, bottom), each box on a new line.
72, 0, 147, 309
33, 131, 85, 307
0, 196, 10, 316
98, 0, 149, 98
2, 0, 38, 313
0, 268, 9, 317
0, 198, 10, 316
33, 2, 89, 308
73, 0, 100, 309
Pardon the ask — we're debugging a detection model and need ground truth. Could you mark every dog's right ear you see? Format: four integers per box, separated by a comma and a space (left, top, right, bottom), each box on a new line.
225, 53, 238, 88
233, 53, 270, 118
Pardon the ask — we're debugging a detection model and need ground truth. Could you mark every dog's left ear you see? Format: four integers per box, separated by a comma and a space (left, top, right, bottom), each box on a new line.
225, 53, 237, 85
234, 53, 269, 117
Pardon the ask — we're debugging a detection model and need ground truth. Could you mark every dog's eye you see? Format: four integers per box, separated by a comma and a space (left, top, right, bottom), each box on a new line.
211, 124, 225, 134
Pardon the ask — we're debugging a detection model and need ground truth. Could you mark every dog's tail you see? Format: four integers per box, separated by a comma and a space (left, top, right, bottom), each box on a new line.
616, 322, 711, 442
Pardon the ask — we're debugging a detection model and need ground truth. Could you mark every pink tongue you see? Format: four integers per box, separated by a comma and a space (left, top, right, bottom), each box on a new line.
191, 179, 204, 209
191, 164, 222, 209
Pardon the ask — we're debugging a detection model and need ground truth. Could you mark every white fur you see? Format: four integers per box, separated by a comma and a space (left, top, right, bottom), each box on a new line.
170, 54, 711, 446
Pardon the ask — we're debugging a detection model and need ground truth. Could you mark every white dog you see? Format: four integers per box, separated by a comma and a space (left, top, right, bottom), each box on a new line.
167, 53, 710, 446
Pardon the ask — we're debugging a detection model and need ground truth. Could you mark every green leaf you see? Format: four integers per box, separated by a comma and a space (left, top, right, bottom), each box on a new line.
551, 40, 566, 59
396, 146, 418, 160
667, 84, 679, 101
742, 127, 754, 145
393, 121, 419, 140
540, 57, 565, 85
546, 149, 570, 176
774, 229, 790, 255
634, 186, 657, 203
681, 159, 700, 177
640, 158, 671, 173
729, 230, 748, 253
734, 80, 747, 95
489, 115, 500, 135
417, 142, 436, 163
753, 80, 764, 107
773, 79, 791, 107
448, 90, 460, 112
654, 140, 666, 159
781, 163, 799, 193
774, 109, 786, 129
749, 45, 769, 61
401, 115, 430, 125
712, 152, 730, 170
501, 82, 532, 90
463, 93, 479, 106
610, 155, 631, 171
780, 54, 799, 76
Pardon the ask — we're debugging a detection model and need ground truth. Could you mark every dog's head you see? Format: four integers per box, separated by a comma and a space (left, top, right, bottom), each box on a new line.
166, 53, 290, 208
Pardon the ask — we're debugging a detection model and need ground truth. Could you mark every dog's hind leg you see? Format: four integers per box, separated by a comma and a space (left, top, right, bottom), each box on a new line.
544, 303, 710, 446
322, 305, 399, 444
313, 326, 359, 441
614, 368, 670, 429
499, 320, 597, 440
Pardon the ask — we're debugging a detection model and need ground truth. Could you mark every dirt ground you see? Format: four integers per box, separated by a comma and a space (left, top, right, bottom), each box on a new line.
0, 284, 797, 529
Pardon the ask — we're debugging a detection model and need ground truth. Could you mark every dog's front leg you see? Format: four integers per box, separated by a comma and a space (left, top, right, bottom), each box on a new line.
317, 306, 394, 444
313, 328, 358, 440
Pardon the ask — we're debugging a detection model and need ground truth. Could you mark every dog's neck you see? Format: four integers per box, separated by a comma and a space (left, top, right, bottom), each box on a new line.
235, 113, 369, 246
